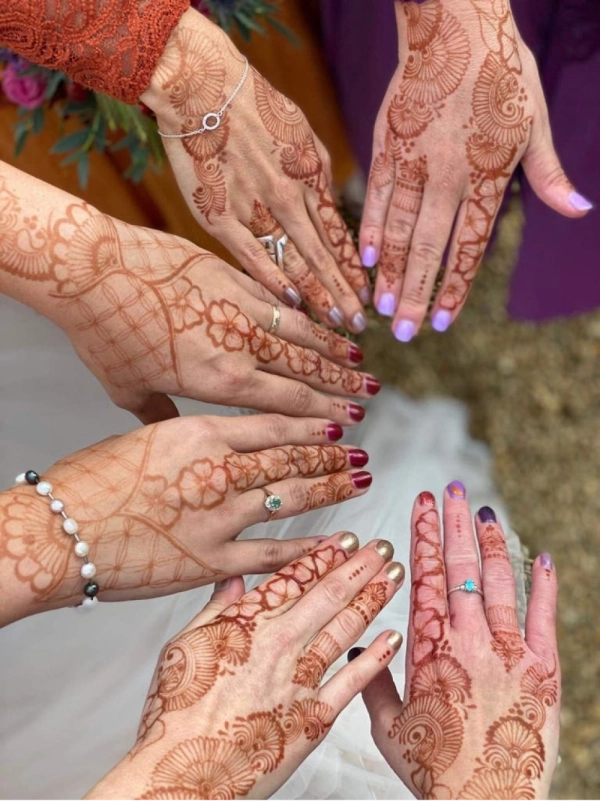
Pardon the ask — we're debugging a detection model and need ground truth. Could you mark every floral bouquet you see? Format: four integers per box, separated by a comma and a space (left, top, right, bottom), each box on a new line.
0, 0, 288, 187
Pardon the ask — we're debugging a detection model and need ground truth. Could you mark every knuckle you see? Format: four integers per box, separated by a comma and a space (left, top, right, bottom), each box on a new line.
274, 622, 302, 654
288, 479, 308, 509
385, 216, 414, 243
288, 381, 313, 413
412, 241, 444, 268
337, 609, 365, 641
273, 176, 299, 208
242, 239, 273, 270
483, 566, 515, 589
224, 368, 251, 397
305, 246, 331, 274
265, 414, 289, 444
260, 540, 286, 571
294, 310, 314, 346
457, 241, 484, 262
321, 577, 349, 606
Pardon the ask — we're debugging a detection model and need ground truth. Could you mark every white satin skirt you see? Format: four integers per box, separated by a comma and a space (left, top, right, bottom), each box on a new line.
0, 296, 525, 799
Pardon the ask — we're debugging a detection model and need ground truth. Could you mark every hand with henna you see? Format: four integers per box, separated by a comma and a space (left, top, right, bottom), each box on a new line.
0, 414, 375, 627
0, 162, 379, 425
360, 486, 560, 800
361, 0, 592, 341
140, 8, 371, 333
86, 532, 406, 800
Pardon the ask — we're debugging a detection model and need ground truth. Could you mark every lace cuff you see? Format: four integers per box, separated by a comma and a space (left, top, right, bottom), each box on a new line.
0, 0, 190, 103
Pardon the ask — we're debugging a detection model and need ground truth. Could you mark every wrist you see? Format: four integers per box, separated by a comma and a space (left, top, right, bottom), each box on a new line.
140, 6, 245, 131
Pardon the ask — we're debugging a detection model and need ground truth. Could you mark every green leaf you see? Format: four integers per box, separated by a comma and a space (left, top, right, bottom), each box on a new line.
77, 152, 90, 188
14, 128, 29, 156
44, 70, 65, 100
49, 128, 89, 154
32, 106, 45, 134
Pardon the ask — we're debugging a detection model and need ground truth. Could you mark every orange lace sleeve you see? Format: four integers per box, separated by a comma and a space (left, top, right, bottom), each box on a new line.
0, 0, 190, 103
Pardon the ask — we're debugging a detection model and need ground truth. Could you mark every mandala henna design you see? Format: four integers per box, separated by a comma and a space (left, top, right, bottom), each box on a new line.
140, 699, 335, 800
458, 662, 558, 799
348, 581, 388, 626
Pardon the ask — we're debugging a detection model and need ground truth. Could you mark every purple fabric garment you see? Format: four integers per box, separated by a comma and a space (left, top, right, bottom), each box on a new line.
320, 0, 600, 322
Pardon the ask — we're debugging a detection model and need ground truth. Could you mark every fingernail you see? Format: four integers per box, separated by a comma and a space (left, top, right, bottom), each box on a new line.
352, 470, 373, 489
340, 531, 359, 552
349, 448, 369, 467
348, 403, 366, 422
394, 319, 416, 343
446, 480, 466, 499
432, 310, 452, 333
359, 286, 371, 305
327, 423, 343, 442
387, 631, 403, 650
352, 311, 368, 333
478, 506, 497, 523
214, 578, 231, 592
347, 646, 365, 662
284, 287, 302, 307
362, 245, 378, 268
418, 491, 436, 507
348, 344, 364, 364
328, 307, 344, 326
365, 376, 381, 396
386, 562, 405, 584
568, 191, 594, 212
376, 292, 395, 317
375, 539, 394, 561
540, 552, 554, 570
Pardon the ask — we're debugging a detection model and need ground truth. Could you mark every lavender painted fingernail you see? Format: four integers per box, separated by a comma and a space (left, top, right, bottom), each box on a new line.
540, 552, 554, 570
432, 310, 452, 333
359, 286, 371, 305
362, 245, 378, 268
328, 307, 344, 326
377, 292, 396, 317
284, 287, 302, 307
447, 480, 466, 499
478, 506, 496, 523
352, 311, 368, 333
394, 319, 416, 343
568, 191, 594, 212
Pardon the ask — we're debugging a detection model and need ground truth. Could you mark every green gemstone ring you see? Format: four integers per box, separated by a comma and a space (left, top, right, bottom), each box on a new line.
263, 489, 283, 515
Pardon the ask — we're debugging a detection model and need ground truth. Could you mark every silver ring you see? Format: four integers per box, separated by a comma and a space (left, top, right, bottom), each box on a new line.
448, 579, 484, 598
263, 488, 283, 515
267, 305, 281, 336
258, 233, 288, 270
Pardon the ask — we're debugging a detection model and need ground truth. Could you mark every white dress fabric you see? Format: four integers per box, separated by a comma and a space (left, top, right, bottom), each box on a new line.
0, 295, 525, 800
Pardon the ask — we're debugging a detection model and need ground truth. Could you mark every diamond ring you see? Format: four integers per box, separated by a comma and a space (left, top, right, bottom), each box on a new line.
263, 488, 283, 515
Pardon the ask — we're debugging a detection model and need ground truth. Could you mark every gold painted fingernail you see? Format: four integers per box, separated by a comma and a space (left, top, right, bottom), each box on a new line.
375, 539, 394, 562
385, 562, 405, 584
387, 631, 403, 650
339, 531, 359, 553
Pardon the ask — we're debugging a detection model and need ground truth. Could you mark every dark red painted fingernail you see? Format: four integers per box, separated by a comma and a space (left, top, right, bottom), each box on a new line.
327, 423, 344, 442
418, 491, 436, 507
478, 506, 496, 523
352, 471, 373, 489
365, 376, 381, 395
348, 344, 364, 364
349, 448, 369, 467
348, 403, 366, 422
347, 646, 365, 662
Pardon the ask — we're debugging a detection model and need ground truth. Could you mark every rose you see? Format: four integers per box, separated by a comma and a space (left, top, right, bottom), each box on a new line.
1, 61, 47, 109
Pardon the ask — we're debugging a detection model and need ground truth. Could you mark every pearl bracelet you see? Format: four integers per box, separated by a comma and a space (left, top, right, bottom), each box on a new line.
15, 470, 99, 609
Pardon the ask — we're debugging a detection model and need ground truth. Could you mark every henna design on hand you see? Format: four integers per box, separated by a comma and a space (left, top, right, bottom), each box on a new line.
438, 0, 533, 311
292, 631, 340, 690
487, 605, 526, 673
139, 699, 335, 800
135, 541, 346, 752
458, 662, 559, 799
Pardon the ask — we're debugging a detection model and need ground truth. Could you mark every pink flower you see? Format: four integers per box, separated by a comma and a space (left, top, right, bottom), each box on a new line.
1, 62, 47, 109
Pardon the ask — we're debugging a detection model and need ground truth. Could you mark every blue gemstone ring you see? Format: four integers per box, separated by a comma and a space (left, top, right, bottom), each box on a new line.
448, 579, 484, 598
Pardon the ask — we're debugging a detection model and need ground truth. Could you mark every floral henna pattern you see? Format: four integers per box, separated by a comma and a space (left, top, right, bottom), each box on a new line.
458, 662, 559, 799
140, 700, 335, 800
438, 0, 533, 311
135, 542, 347, 752
487, 605, 526, 672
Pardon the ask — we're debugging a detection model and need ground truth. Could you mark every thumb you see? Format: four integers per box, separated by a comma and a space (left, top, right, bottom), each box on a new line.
182, 576, 246, 632
522, 120, 593, 218
134, 393, 180, 425
361, 663, 404, 739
